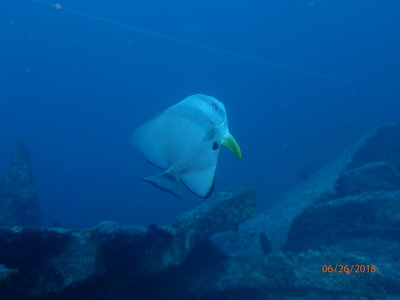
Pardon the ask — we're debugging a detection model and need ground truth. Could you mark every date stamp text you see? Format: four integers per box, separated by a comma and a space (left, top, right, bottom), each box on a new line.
321, 265, 376, 274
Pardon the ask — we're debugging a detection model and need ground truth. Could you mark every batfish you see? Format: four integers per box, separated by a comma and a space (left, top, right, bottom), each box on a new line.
131, 94, 242, 198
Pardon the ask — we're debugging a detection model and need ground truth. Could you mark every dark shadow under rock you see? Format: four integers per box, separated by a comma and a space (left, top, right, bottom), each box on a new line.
0, 265, 18, 283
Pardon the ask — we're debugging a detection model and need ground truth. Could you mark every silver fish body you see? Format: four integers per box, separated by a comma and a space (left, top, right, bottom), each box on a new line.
132, 94, 241, 198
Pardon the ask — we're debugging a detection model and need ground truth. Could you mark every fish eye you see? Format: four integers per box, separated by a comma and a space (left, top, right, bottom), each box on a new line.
212, 103, 218, 111
212, 142, 219, 150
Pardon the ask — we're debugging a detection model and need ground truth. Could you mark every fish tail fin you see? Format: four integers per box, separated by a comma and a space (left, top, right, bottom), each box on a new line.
143, 170, 182, 198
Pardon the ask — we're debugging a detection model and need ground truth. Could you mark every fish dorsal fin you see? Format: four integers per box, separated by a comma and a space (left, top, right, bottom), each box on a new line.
131, 113, 170, 169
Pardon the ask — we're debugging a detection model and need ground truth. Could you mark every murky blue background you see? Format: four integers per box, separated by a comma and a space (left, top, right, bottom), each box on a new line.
1, 0, 399, 227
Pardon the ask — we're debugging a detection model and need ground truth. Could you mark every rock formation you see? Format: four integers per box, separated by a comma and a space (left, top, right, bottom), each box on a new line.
208, 123, 400, 299
0, 138, 41, 226
0, 187, 256, 299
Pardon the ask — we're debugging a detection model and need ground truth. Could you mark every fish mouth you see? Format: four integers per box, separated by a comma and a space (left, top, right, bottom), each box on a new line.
221, 133, 242, 160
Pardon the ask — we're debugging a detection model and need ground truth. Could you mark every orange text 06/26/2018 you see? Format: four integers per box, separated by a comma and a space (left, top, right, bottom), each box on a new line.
321, 265, 377, 274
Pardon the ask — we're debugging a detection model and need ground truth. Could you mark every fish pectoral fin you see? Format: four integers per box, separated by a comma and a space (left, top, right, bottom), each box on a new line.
143, 170, 182, 198
203, 128, 217, 141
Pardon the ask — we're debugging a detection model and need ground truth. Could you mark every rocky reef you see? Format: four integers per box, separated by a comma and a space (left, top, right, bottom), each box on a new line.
0, 138, 41, 226
1, 123, 400, 299
209, 123, 400, 299
0, 187, 256, 300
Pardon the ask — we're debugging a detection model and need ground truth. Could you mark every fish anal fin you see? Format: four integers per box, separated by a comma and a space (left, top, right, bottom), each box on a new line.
204, 177, 215, 198
143, 171, 182, 198
180, 166, 216, 198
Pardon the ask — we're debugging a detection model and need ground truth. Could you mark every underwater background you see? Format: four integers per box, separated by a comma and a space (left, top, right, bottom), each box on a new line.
1, 0, 400, 228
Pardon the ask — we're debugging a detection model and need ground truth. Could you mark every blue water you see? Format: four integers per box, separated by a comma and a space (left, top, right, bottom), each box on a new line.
1, 0, 399, 227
